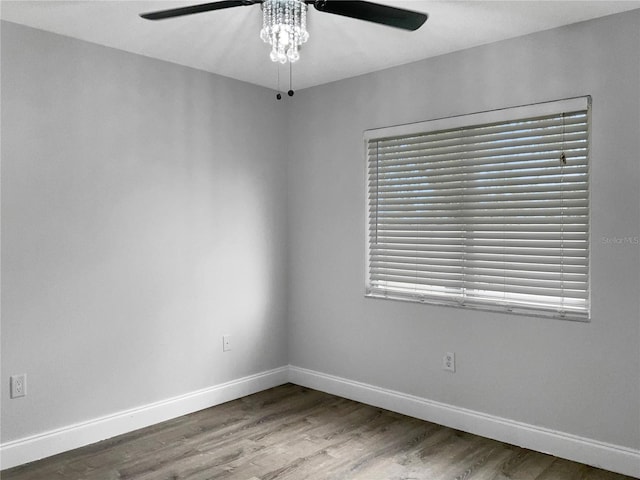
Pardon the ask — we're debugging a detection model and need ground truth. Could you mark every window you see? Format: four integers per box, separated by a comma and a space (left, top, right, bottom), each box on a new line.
365, 97, 590, 320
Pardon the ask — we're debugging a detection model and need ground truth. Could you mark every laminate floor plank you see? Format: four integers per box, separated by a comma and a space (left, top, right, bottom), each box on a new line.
1, 384, 635, 480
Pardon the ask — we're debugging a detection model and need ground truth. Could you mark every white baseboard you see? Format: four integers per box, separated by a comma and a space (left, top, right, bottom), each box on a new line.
288, 365, 640, 478
0, 366, 289, 471
3, 365, 638, 478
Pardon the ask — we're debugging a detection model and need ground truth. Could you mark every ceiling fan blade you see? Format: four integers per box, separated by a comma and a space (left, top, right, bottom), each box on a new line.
140, 0, 258, 20
313, 1, 427, 31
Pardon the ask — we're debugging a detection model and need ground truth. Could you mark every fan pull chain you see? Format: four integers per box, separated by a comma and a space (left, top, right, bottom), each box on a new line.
288, 62, 295, 97
276, 66, 282, 100
275, 64, 295, 100
275, 64, 295, 99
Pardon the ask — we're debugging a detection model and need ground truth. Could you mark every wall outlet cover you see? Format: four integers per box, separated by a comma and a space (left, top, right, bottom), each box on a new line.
443, 352, 456, 372
10, 374, 27, 398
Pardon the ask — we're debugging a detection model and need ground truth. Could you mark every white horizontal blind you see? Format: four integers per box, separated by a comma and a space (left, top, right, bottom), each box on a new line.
365, 98, 590, 320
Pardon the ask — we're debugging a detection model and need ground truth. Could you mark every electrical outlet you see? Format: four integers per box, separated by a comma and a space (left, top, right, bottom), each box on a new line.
443, 352, 455, 372
10, 374, 27, 398
222, 335, 232, 352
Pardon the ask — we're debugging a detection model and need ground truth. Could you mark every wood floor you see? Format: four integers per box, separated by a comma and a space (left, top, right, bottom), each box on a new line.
2, 384, 634, 480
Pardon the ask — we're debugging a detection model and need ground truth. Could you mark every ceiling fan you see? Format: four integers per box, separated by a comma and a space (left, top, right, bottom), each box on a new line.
140, 1, 428, 64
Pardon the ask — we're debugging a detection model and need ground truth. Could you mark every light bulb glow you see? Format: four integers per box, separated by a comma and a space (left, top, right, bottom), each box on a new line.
260, 0, 308, 64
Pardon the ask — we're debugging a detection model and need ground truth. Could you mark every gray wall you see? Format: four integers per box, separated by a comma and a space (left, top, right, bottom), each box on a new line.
287, 10, 640, 450
1, 21, 289, 442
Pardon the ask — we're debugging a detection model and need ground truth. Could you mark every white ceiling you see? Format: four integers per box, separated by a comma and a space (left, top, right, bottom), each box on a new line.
2, 1, 639, 90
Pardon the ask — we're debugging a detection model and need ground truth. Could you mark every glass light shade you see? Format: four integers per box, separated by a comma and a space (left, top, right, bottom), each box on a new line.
260, 0, 309, 64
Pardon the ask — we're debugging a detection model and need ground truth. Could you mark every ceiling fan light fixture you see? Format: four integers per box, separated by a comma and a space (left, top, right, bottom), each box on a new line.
260, 0, 309, 64
140, 0, 428, 68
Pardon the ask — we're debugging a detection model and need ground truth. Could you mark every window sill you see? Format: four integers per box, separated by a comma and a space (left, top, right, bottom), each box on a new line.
365, 291, 590, 323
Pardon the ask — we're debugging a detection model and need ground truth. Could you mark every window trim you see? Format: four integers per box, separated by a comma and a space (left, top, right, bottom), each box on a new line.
364, 96, 591, 321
